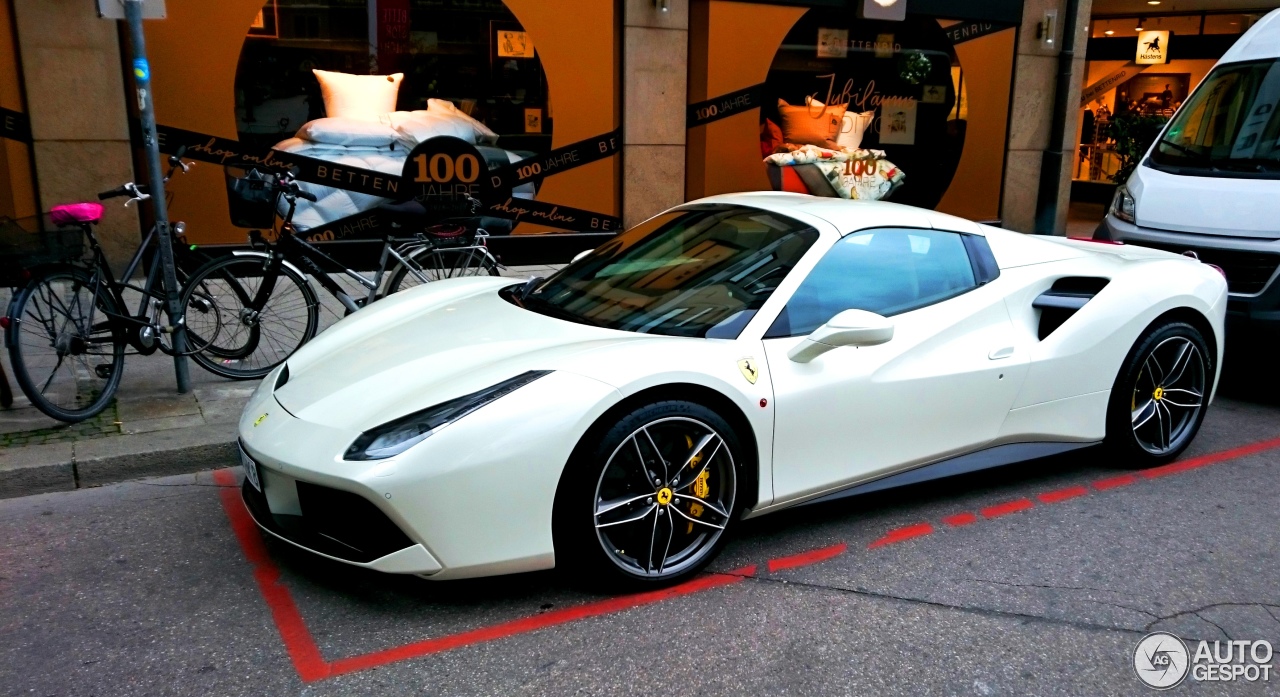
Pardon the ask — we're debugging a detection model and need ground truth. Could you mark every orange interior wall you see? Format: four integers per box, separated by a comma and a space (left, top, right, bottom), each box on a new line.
686, 0, 807, 200
144, 0, 619, 245
0, 0, 37, 220
933, 24, 1014, 222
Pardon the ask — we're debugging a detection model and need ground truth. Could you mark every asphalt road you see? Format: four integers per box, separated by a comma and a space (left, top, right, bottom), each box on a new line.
2, 346, 1279, 696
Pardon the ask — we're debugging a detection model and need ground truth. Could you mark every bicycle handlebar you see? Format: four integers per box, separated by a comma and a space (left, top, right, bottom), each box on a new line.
98, 183, 150, 201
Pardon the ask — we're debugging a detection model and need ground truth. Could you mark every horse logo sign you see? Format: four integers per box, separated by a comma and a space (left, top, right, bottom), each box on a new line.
1136, 30, 1170, 65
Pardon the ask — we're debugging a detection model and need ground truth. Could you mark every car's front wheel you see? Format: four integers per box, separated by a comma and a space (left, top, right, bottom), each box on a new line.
1106, 320, 1212, 467
555, 400, 744, 589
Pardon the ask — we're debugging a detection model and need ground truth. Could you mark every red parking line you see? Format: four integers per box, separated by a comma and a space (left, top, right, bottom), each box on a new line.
1037, 485, 1089, 504
1140, 436, 1280, 479
981, 498, 1034, 519
212, 469, 755, 681
767, 542, 847, 573
868, 523, 934, 549
214, 435, 1280, 681
942, 512, 978, 527
1092, 474, 1138, 491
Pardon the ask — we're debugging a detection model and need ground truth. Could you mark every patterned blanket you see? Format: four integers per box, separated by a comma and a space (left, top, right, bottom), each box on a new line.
765, 144, 905, 201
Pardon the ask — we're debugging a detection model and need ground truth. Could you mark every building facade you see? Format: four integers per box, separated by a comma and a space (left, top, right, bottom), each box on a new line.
0, 0, 1095, 267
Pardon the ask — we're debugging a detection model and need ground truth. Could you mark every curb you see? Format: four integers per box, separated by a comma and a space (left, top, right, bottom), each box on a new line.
0, 423, 239, 499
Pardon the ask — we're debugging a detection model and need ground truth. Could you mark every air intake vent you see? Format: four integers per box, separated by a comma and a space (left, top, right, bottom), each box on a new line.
1033, 277, 1109, 340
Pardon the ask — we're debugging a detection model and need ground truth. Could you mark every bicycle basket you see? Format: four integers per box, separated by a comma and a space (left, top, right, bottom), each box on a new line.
225, 166, 279, 229
0, 213, 86, 287
423, 222, 477, 248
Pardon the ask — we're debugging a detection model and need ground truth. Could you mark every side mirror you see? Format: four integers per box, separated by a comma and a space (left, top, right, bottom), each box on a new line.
787, 309, 893, 363
571, 249, 593, 264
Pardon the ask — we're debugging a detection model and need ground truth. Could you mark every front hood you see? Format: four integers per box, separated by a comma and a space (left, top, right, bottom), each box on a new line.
274, 277, 637, 429
1131, 164, 1280, 239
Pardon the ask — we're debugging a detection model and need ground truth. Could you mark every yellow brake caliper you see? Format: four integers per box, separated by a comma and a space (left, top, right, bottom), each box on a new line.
685, 435, 710, 533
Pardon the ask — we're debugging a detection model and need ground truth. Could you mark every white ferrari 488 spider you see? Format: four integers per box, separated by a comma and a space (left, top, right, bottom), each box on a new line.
237, 193, 1227, 587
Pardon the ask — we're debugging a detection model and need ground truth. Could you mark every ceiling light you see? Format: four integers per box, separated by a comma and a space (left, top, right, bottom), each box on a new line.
1136, 17, 1146, 31
1147, 1, 1160, 5
1104, 29, 1115, 35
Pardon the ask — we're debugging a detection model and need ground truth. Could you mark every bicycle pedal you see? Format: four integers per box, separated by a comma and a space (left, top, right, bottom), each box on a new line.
94, 364, 114, 379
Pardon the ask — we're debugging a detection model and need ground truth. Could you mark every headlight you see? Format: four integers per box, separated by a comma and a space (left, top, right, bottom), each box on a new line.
344, 370, 551, 461
1111, 187, 1136, 223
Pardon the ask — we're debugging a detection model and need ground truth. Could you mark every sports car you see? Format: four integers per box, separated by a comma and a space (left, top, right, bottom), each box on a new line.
237, 193, 1228, 587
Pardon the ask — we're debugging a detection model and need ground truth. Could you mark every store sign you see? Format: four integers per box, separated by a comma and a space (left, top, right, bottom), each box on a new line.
860, 0, 906, 22
1136, 30, 1170, 65
1080, 61, 1150, 107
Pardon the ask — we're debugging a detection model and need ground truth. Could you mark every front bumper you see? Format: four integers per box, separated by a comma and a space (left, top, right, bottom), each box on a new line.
1100, 215, 1280, 325
235, 367, 620, 580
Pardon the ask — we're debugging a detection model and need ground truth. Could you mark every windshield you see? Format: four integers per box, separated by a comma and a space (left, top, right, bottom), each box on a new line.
1149, 59, 1280, 177
517, 205, 819, 338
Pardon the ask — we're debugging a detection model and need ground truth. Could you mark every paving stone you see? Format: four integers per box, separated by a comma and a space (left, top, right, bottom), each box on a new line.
115, 392, 201, 421
120, 413, 206, 435
0, 441, 75, 499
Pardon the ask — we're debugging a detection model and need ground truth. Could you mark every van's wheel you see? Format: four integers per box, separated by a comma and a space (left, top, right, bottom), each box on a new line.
1105, 320, 1212, 468
554, 400, 744, 589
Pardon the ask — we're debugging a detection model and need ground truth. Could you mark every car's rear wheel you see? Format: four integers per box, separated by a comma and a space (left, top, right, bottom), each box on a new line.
555, 400, 743, 589
1105, 320, 1212, 467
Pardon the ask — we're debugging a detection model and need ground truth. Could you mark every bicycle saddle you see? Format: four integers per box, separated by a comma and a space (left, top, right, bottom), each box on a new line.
50, 202, 104, 226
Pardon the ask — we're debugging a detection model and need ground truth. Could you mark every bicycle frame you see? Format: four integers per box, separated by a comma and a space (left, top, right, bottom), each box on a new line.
265, 224, 498, 315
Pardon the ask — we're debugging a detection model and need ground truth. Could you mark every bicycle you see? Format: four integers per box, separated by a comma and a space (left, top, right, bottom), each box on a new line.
179, 169, 502, 380
1, 150, 228, 421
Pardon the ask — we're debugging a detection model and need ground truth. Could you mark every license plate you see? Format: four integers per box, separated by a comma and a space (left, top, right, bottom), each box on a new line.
239, 444, 261, 492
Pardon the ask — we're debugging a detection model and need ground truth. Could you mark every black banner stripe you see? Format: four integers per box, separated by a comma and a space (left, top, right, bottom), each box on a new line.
488, 129, 621, 191
686, 84, 765, 129
145, 122, 620, 232
944, 21, 1015, 45
1, 107, 32, 143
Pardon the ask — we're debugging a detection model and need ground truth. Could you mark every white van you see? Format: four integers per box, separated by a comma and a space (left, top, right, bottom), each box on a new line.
1099, 9, 1280, 326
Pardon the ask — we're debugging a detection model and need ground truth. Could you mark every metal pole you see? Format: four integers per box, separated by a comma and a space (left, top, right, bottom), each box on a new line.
122, 0, 190, 392
1033, 0, 1083, 235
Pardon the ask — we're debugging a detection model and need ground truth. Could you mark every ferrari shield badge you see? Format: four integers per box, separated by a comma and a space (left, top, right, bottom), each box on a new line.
254, 413, 268, 427
737, 358, 759, 385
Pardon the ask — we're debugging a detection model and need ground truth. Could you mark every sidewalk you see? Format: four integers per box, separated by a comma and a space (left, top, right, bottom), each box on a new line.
0, 264, 561, 498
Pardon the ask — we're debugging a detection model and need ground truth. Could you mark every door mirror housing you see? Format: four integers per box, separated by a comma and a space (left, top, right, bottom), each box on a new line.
571, 249, 594, 264
787, 309, 894, 363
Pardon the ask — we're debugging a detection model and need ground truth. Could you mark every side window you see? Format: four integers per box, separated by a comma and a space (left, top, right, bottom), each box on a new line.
766, 228, 978, 338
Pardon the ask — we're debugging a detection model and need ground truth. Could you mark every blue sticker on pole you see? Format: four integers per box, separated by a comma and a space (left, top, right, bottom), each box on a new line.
133, 58, 150, 84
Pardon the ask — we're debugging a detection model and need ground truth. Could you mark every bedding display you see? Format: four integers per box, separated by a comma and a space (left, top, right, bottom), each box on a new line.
276, 72, 532, 231
764, 144, 905, 201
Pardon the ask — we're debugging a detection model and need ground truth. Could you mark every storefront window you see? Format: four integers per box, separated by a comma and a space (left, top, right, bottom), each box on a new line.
686, 2, 1015, 223
235, 0, 549, 155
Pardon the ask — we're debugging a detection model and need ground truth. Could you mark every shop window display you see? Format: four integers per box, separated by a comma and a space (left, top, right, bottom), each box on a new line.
233, 0, 549, 231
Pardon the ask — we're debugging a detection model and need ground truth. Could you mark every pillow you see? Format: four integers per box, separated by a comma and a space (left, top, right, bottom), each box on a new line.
427, 99, 499, 144
777, 98, 845, 148
296, 118, 400, 147
805, 96, 874, 150
389, 110, 482, 147
312, 69, 403, 119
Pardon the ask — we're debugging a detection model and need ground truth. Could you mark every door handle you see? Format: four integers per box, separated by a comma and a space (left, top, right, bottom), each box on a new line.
988, 346, 1014, 360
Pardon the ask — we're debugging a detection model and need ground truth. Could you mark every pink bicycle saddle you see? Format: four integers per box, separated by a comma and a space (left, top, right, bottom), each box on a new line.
50, 202, 104, 226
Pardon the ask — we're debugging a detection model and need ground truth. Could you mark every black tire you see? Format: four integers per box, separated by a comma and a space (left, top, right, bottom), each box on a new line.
1104, 320, 1213, 468
180, 254, 319, 380
553, 400, 746, 590
384, 246, 500, 296
7, 266, 125, 422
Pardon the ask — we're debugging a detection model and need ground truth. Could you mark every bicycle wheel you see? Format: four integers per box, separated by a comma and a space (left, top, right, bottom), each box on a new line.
7, 266, 125, 422
180, 254, 319, 380
385, 246, 500, 296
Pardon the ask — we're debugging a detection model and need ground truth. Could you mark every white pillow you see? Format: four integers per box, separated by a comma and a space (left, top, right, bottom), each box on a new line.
312, 69, 403, 119
296, 118, 400, 147
389, 110, 480, 147
805, 96, 875, 150
427, 99, 499, 144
